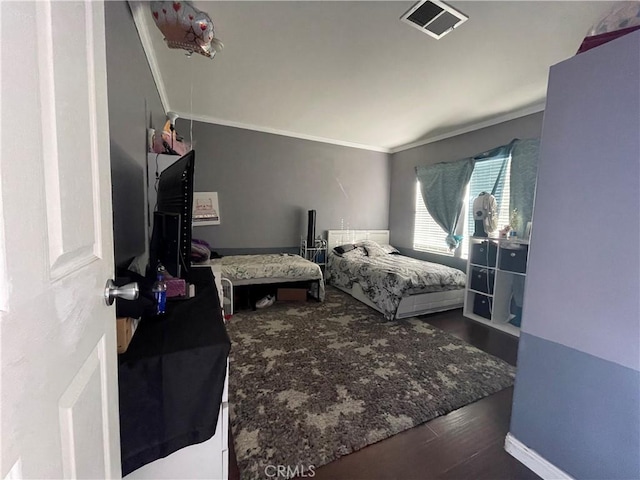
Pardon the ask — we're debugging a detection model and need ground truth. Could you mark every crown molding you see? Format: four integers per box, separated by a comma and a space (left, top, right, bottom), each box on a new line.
174, 111, 392, 153
390, 102, 546, 154
129, 1, 170, 113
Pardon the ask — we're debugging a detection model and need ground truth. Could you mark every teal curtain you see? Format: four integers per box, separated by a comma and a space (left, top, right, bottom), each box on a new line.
509, 139, 540, 235
416, 158, 475, 250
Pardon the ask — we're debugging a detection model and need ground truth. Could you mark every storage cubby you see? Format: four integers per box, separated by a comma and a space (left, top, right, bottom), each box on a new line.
463, 237, 529, 336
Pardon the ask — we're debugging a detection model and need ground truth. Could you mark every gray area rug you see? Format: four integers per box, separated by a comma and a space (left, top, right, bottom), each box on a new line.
227, 287, 515, 479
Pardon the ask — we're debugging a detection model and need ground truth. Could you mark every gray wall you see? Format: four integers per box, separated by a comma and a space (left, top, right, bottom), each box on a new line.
510, 33, 640, 478
512, 334, 639, 479
105, 2, 165, 266
389, 113, 544, 271
180, 121, 390, 253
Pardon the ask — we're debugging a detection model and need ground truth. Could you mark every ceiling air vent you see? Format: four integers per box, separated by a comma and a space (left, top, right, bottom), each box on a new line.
401, 0, 468, 39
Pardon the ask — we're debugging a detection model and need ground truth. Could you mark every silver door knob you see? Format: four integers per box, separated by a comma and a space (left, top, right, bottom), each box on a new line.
104, 279, 139, 306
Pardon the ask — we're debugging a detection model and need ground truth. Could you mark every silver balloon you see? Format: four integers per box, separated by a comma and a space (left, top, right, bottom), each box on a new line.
150, 1, 223, 59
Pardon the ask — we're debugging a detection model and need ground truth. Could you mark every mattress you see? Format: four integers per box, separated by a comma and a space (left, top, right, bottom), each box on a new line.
212, 254, 325, 301
327, 251, 465, 320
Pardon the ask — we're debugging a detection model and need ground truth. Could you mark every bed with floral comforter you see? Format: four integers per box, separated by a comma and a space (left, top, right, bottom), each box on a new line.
327, 249, 465, 320
214, 254, 325, 301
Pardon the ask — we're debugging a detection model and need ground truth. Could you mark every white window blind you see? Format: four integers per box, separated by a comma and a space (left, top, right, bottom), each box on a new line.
413, 181, 453, 256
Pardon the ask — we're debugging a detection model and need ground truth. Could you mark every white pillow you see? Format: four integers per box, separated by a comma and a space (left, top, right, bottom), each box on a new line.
358, 240, 388, 257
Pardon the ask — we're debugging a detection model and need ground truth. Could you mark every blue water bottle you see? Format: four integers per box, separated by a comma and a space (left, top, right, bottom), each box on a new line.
152, 264, 167, 315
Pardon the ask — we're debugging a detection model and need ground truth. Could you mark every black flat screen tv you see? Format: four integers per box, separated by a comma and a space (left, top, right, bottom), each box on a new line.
149, 150, 195, 278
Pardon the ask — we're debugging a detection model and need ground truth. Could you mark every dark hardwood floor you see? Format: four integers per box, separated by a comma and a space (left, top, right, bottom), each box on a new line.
229, 308, 539, 480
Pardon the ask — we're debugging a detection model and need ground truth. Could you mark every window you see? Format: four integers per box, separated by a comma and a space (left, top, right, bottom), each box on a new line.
460, 155, 511, 256
414, 181, 452, 255
414, 155, 512, 258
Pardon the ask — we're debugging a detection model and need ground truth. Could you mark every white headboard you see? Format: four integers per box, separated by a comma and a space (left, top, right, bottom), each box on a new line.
326, 230, 390, 249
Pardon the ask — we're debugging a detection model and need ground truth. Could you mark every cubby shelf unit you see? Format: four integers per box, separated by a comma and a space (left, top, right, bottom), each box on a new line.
463, 237, 529, 337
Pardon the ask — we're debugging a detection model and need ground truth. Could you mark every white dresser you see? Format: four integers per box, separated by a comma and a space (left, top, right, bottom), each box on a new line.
124, 368, 228, 479
125, 264, 229, 480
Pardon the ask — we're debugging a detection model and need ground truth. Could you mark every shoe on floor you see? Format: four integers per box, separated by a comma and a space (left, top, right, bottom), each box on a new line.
256, 294, 275, 309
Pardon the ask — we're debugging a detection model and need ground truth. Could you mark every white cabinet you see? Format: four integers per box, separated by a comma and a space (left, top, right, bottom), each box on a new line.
125, 266, 229, 480
123, 361, 229, 480
463, 237, 529, 336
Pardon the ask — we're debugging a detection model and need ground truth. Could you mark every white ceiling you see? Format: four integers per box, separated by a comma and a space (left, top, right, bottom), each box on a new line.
132, 1, 613, 152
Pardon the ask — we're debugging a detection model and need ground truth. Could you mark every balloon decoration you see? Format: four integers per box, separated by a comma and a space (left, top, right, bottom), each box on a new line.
150, 1, 223, 59
577, 2, 640, 54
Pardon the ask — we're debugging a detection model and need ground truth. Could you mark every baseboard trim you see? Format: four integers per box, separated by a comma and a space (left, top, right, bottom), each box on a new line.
504, 433, 574, 480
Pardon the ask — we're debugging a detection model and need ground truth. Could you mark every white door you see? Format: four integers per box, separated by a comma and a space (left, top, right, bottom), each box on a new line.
1, 1, 121, 479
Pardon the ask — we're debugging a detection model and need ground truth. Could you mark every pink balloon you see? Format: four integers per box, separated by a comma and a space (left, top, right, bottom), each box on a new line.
150, 1, 223, 59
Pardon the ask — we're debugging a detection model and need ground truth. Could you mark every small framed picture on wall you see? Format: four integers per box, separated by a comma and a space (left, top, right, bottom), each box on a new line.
193, 192, 220, 226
